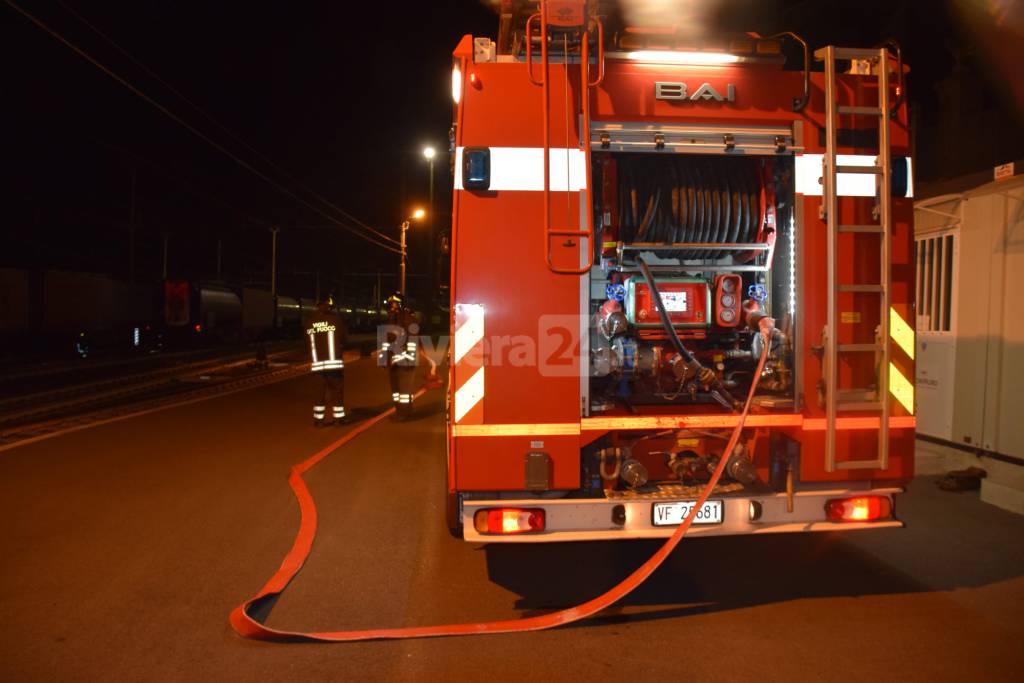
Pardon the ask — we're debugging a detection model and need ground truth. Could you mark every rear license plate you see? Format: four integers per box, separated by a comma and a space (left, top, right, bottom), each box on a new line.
652, 500, 724, 526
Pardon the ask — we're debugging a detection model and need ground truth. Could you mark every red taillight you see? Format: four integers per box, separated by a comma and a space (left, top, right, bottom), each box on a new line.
825, 496, 893, 523
473, 508, 545, 535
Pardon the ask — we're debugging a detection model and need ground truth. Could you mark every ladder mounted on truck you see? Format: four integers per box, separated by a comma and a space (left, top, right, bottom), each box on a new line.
527, 0, 603, 275
816, 45, 896, 472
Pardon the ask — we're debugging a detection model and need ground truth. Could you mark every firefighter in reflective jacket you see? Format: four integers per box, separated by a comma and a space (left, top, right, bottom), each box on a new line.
306, 296, 348, 426
378, 293, 435, 419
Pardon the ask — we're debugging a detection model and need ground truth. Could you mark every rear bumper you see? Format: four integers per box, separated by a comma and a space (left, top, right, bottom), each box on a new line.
460, 484, 903, 543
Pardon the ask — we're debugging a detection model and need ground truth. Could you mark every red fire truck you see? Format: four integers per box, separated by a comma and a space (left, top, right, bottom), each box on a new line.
446, 1, 915, 542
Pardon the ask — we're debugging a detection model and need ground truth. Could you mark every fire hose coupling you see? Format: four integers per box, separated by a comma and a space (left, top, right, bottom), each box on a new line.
674, 357, 717, 386
726, 443, 759, 485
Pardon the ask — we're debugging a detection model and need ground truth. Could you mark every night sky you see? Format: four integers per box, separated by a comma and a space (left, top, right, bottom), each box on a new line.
3, 0, 1022, 304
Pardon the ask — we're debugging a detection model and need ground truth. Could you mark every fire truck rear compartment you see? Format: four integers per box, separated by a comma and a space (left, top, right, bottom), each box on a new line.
590, 152, 795, 408
582, 151, 798, 499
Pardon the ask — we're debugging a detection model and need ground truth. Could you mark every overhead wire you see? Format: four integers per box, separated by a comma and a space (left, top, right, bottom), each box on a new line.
4, 0, 401, 255
93, 138, 271, 230
54, 0, 400, 247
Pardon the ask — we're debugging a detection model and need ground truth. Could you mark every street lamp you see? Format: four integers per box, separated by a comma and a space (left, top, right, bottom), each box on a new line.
400, 208, 426, 296
422, 146, 437, 296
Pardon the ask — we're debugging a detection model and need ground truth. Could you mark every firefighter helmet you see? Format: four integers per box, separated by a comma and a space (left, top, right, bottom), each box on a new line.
385, 292, 406, 313
317, 294, 335, 312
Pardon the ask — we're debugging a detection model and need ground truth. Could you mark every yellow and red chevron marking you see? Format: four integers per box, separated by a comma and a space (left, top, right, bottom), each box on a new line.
452, 303, 485, 424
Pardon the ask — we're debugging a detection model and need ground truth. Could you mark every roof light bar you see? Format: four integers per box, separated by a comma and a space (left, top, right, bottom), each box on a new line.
625, 50, 740, 65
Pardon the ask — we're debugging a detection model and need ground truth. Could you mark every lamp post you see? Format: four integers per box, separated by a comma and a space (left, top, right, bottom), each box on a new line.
423, 146, 436, 293
400, 208, 426, 296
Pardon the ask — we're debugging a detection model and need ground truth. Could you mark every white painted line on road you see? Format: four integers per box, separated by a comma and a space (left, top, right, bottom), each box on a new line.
0, 352, 363, 454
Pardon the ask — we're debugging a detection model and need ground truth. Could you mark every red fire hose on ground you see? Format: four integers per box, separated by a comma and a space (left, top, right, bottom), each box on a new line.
230, 322, 774, 642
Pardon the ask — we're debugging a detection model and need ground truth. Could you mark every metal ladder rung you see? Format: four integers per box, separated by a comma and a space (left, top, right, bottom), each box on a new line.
837, 401, 884, 411
829, 47, 883, 61
836, 388, 875, 400
838, 105, 883, 116
836, 459, 883, 471
839, 224, 884, 233
838, 284, 884, 293
835, 165, 882, 175
837, 343, 882, 352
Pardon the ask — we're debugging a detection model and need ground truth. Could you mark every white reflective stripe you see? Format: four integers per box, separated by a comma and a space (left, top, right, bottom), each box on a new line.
392, 392, 400, 399
407, 341, 417, 351
391, 352, 416, 363
454, 147, 587, 191
381, 342, 391, 350
309, 333, 318, 363
453, 366, 485, 423
795, 154, 914, 197
399, 394, 412, 403
453, 304, 484, 365
333, 407, 345, 416
327, 330, 336, 361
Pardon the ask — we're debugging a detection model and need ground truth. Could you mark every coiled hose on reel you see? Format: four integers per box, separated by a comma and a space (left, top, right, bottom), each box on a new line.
616, 156, 764, 259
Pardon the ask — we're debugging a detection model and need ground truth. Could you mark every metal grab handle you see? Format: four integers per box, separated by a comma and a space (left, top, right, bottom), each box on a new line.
587, 18, 605, 87
526, 13, 543, 86
767, 31, 810, 112
879, 39, 905, 118
544, 12, 595, 276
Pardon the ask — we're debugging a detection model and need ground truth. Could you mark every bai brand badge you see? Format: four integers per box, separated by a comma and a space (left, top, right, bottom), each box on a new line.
655, 81, 736, 103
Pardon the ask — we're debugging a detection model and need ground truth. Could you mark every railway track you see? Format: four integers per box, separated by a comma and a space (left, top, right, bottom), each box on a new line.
0, 360, 313, 451
0, 349, 286, 423
0, 345, 368, 450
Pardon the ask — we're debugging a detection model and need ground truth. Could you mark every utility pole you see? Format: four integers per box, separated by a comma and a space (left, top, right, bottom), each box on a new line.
129, 168, 136, 284
399, 220, 409, 296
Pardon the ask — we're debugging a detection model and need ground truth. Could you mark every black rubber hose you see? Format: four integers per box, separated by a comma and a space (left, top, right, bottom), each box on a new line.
635, 255, 696, 364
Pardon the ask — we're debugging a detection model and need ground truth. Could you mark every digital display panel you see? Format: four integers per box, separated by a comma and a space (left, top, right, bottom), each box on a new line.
659, 291, 688, 312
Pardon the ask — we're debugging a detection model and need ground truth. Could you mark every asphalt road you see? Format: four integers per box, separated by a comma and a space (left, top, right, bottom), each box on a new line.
1, 357, 1022, 681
